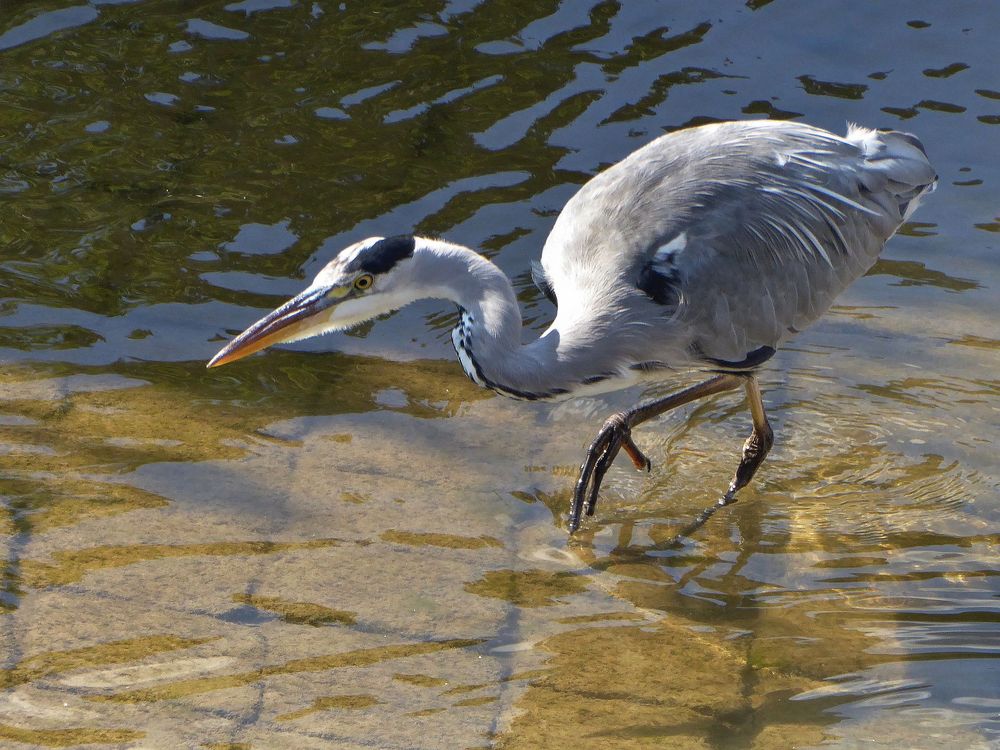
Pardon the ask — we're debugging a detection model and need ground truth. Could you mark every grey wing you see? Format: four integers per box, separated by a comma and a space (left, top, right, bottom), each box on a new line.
541, 120, 936, 367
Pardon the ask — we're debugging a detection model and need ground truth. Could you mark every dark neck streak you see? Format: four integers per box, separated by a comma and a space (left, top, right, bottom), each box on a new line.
418, 239, 620, 401
451, 307, 569, 402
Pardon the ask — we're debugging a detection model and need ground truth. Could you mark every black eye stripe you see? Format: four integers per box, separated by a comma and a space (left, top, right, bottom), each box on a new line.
344, 235, 415, 274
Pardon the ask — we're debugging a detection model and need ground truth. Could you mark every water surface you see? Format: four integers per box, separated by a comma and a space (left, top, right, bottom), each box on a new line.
1, 1, 998, 748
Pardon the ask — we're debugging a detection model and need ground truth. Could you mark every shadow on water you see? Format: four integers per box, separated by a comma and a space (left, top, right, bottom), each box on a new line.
1, 1, 999, 748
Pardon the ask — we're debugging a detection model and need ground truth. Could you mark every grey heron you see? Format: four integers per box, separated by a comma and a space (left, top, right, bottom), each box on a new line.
207, 120, 936, 533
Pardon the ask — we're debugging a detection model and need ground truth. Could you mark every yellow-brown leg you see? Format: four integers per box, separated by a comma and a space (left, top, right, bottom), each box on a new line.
725, 375, 774, 503
569, 374, 744, 532
569, 373, 774, 535
666, 375, 775, 542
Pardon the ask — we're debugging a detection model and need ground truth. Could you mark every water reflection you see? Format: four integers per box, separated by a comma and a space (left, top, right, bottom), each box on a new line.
1, 0, 998, 747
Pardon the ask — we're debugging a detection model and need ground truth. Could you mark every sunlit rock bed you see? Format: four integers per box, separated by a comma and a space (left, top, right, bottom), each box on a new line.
1, 0, 998, 747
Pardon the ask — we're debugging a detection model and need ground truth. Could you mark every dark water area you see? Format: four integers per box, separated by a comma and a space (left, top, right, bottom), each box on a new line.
0, 1, 998, 747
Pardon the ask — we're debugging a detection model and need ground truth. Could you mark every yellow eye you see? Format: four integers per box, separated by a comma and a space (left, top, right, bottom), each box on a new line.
354, 274, 374, 290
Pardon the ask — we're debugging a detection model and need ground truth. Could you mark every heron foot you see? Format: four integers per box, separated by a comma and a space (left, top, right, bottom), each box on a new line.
564, 374, 744, 534
568, 413, 651, 533
665, 420, 776, 543
725, 418, 774, 502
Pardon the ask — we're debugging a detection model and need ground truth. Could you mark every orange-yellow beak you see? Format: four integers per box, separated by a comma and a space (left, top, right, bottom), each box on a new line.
206, 287, 335, 368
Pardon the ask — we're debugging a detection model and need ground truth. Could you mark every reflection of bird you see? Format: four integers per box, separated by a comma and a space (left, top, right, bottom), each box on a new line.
208, 120, 935, 533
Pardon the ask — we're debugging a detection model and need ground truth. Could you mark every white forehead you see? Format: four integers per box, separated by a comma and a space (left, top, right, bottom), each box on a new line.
311, 236, 384, 287
337, 236, 384, 267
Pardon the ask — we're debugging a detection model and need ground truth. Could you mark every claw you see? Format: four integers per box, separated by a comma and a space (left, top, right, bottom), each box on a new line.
585, 434, 620, 516
568, 413, 633, 532
622, 433, 651, 472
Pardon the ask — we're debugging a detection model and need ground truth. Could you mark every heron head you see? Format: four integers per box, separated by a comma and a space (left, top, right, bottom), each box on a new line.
207, 235, 419, 368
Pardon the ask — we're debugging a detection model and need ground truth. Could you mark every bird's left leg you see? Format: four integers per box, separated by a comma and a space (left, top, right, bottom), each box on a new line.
665, 375, 775, 542
724, 375, 774, 505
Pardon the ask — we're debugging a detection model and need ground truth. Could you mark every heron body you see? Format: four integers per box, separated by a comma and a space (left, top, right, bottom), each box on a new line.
208, 120, 935, 533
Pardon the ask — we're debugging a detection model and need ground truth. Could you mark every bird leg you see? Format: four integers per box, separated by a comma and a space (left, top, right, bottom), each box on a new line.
660, 375, 774, 542
725, 375, 774, 504
569, 373, 744, 532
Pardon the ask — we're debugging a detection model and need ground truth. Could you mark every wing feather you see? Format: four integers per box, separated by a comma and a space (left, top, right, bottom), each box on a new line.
540, 120, 935, 367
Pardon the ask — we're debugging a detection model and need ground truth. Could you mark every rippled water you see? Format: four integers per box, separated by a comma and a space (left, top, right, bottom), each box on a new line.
1, 1, 998, 748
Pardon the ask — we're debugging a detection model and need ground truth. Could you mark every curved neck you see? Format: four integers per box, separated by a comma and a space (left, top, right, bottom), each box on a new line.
412, 238, 631, 401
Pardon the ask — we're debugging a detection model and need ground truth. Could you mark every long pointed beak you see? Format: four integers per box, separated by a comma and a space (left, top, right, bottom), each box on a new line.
207, 287, 337, 368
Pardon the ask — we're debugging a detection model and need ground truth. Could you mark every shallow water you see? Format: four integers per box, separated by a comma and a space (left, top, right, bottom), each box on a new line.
1, 1, 998, 748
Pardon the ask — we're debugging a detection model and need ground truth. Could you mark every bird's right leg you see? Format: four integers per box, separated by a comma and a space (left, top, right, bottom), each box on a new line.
569, 373, 744, 532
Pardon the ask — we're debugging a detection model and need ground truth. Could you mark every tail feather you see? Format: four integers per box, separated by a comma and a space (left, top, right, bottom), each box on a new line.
845, 123, 937, 221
